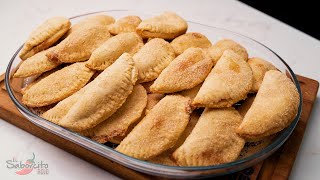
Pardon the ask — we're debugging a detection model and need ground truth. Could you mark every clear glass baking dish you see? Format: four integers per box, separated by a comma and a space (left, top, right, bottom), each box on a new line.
5, 10, 302, 179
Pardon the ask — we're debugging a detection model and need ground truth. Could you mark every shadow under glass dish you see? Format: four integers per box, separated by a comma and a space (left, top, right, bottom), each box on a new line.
5, 10, 302, 179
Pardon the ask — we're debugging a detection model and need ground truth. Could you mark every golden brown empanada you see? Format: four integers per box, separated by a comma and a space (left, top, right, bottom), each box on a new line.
19, 17, 71, 60
57, 53, 137, 131
46, 23, 110, 63
116, 95, 191, 160
149, 111, 200, 166
14, 47, 60, 78
22, 62, 94, 107
193, 50, 253, 108
171, 32, 212, 55
208, 39, 248, 64
172, 108, 245, 166
41, 87, 85, 124
86, 84, 147, 143
108, 16, 142, 35
236, 70, 300, 140
150, 48, 214, 93
145, 93, 165, 115
66, 15, 115, 36
248, 57, 277, 92
21, 66, 62, 94
133, 38, 175, 83
136, 12, 188, 39
86, 32, 143, 70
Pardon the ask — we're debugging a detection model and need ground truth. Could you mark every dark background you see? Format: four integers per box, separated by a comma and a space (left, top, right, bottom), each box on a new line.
240, 1, 320, 40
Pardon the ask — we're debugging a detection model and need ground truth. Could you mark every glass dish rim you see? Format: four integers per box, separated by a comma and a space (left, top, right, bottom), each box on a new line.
5, 9, 303, 173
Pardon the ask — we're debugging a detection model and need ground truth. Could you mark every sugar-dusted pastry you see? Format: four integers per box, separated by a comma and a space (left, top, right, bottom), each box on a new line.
237, 70, 300, 140
136, 12, 188, 39
22, 62, 94, 107
66, 15, 115, 36
46, 23, 110, 63
108, 16, 142, 35
171, 32, 212, 55
145, 93, 165, 115
193, 50, 253, 108
87, 84, 147, 143
149, 111, 200, 166
41, 87, 85, 124
19, 17, 71, 60
57, 53, 137, 131
14, 47, 60, 78
116, 95, 191, 160
86, 32, 143, 70
150, 48, 214, 93
21, 66, 62, 94
173, 108, 245, 166
248, 57, 277, 92
208, 39, 248, 64
133, 38, 175, 83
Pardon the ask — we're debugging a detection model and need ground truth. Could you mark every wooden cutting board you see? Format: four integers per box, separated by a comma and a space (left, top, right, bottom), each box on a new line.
0, 73, 318, 180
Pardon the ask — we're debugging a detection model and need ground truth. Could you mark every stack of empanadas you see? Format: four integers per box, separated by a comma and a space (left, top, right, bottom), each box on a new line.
16, 11, 300, 167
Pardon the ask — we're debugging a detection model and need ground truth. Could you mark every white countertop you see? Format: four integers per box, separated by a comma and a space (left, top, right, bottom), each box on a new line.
0, 0, 319, 179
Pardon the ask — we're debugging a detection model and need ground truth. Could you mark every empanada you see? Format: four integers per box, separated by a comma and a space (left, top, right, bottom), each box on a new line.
58, 53, 138, 131
41, 87, 85, 124
87, 84, 147, 143
171, 32, 212, 55
145, 93, 165, 115
116, 95, 191, 160
248, 57, 277, 92
172, 108, 245, 166
208, 39, 248, 64
149, 111, 200, 166
66, 15, 115, 36
136, 12, 188, 39
150, 48, 214, 93
20, 17, 71, 60
193, 50, 253, 108
14, 47, 60, 78
108, 16, 142, 35
22, 62, 94, 107
86, 32, 143, 70
46, 23, 110, 63
236, 70, 300, 140
133, 38, 175, 83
